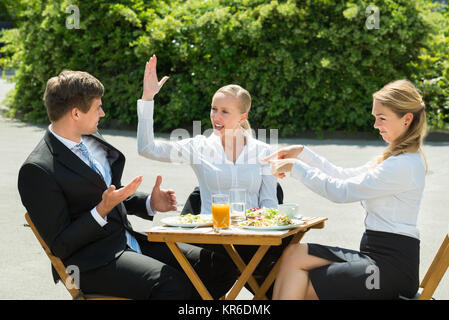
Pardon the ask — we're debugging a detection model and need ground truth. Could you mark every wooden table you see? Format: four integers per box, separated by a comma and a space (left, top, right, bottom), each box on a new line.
146, 216, 327, 300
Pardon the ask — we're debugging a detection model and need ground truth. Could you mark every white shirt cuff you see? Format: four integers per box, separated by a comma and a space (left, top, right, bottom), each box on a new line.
137, 99, 154, 119
290, 160, 310, 181
146, 195, 157, 217
297, 146, 314, 164
90, 207, 108, 227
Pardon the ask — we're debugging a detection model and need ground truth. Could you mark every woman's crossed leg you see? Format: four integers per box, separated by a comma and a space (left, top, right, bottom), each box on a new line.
273, 243, 333, 300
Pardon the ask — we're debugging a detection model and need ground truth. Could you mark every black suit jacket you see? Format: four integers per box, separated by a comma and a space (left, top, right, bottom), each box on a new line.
18, 129, 152, 281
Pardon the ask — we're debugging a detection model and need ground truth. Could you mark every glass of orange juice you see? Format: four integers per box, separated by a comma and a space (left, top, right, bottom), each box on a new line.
212, 194, 230, 231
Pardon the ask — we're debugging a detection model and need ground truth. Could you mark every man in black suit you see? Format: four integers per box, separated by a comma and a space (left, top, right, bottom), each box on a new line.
18, 69, 237, 300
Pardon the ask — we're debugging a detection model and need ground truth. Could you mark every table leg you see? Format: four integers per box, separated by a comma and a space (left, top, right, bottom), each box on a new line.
253, 231, 306, 300
225, 245, 270, 300
223, 244, 267, 300
165, 241, 213, 300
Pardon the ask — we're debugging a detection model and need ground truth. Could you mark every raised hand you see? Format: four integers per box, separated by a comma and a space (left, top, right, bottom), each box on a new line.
142, 54, 169, 101
150, 175, 177, 212
97, 176, 143, 217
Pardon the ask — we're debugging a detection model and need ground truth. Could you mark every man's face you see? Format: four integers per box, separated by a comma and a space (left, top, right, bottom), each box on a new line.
77, 98, 105, 135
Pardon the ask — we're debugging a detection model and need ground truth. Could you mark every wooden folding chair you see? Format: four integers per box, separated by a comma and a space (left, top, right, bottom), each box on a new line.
417, 232, 449, 300
400, 231, 449, 300
25, 212, 130, 300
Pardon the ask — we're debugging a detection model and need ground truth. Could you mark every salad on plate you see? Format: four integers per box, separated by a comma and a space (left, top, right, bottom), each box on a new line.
176, 214, 212, 224
240, 208, 303, 229
161, 214, 213, 227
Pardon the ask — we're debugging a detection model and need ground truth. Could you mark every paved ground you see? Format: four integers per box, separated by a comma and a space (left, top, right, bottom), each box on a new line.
1, 77, 448, 300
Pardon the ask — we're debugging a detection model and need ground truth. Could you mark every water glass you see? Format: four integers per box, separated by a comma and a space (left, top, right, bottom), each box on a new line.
229, 188, 246, 221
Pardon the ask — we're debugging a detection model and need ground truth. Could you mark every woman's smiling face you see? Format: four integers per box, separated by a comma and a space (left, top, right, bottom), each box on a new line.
372, 99, 411, 144
210, 92, 247, 137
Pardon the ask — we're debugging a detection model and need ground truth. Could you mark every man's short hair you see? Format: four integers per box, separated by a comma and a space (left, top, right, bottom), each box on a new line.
43, 70, 104, 122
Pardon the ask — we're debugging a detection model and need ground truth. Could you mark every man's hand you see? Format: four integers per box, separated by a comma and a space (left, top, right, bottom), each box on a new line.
96, 176, 143, 218
142, 54, 169, 101
150, 175, 177, 212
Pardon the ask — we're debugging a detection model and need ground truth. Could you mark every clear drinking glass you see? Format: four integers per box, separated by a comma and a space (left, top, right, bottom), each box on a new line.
230, 188, 246, 221
211, 194, 230, 231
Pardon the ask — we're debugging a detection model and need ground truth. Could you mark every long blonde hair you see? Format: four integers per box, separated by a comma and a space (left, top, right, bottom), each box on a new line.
215, 84, 252, 135
372, 79, 428, 171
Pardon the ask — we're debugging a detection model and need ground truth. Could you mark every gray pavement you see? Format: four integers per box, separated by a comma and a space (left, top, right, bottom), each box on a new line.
1, 77, 448, 300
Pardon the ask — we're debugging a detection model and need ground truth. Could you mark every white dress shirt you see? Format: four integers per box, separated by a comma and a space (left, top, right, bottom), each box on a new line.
290, 146, 426, 239
49, 126, 155, 253
137, 100, 278, 214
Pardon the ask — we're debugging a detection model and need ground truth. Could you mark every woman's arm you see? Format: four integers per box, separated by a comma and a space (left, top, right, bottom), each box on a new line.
137, 55, 196, 163
290, 156, 414, 203
137, 99, 195, 163
298, 146, 372, 179
264, 145, 371, 179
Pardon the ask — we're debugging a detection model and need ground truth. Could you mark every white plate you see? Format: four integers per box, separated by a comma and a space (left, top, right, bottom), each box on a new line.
238, 219, 304, 230
160, 215, 213, 228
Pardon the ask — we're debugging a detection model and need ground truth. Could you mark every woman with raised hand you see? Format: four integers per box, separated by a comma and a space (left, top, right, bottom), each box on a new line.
137, 55, 278, 214
265, 80, 427, 300
136, 55, 286, 297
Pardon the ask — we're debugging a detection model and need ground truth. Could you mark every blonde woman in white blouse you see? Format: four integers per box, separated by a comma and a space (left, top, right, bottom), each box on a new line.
136, 56, 285, 296
266, 80, 428, 300
136, 55, 278, 214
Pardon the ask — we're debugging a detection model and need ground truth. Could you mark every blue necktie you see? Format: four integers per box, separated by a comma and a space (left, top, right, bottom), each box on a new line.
127, 233, 142, 253
73, 142, 105, 180
74, 142, 140, 253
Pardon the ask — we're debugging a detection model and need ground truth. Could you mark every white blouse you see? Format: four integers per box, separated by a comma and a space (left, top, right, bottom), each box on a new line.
291, 146, 426, 239
137, 100, 278, 214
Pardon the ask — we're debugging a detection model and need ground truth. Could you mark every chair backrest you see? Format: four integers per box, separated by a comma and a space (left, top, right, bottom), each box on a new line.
25, 212, 82, 299
419, 233, 449, 300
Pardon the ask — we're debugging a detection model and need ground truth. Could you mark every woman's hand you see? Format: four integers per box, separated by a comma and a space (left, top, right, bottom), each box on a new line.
262, 145, 304, 163
142, 55, 169, 101
268, 159, 296, 179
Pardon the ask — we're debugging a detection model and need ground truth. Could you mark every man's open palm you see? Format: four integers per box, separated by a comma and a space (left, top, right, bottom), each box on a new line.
97, 176, 143, 217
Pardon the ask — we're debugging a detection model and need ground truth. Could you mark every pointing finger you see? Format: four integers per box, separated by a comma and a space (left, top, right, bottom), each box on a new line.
262, 151, 280, 163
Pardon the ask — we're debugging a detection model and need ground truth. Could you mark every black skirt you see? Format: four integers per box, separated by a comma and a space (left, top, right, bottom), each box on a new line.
308, 229, 420, 300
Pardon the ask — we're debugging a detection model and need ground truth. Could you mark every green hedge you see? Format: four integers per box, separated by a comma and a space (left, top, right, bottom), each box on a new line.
1, 0, 448, 136
409, 1, 449, 131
